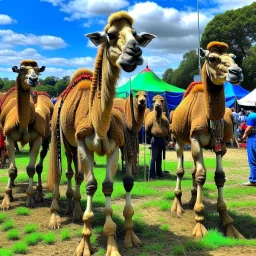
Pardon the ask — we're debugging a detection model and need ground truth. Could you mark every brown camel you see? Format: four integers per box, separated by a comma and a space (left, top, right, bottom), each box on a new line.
114, 91, 147, 174
0, 60, 54, 209
145, 95, 169, 179
171, 41, 244, 238
47, 11, 155, 256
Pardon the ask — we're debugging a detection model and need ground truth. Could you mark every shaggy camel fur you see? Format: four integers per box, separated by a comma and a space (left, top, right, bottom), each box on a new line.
114, 91, 147, 174
0, 60, 54, 209
171, 42, 244, 238
47, 11, 155, 256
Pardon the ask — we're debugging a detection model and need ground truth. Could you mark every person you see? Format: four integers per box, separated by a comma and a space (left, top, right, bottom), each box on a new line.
231, 108, 239, 147
242, 111, 256, 186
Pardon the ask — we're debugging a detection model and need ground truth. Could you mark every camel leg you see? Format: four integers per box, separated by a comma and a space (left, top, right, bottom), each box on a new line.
35, 136, 50, 202
75, 140, 96, 256
49, 183, 61, 229
191, 137, 207, 238
123, 160, 142, 248
1, 137, 17, 210
103, 147, 120, 256
72, 171, 83, 222
26, 136, 42, 208
215, 148, 243, 238
188, 162, 197, 208
171, 139, 185, 217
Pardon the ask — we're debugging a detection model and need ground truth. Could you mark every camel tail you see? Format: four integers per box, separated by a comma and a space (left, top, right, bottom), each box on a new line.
47, 101, 61, 191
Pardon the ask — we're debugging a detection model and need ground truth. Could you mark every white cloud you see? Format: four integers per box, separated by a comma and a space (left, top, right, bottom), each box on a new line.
0, 29, 67, 50
43, 0, 129, 20
0, 14, 16, 25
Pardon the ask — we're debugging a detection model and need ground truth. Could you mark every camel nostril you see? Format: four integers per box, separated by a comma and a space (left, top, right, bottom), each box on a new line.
29, 76, 38, 82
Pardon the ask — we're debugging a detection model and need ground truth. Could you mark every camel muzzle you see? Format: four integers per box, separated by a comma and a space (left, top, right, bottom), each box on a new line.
27, 76, 39, 87
227, 66, 243, 84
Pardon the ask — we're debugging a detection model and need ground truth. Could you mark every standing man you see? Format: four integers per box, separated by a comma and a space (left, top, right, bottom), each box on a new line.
145, 95, 169, 180
242, 111, 256, 186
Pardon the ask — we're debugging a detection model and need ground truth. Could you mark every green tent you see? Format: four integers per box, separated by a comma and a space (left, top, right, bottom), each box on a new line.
115, 66, 185, 110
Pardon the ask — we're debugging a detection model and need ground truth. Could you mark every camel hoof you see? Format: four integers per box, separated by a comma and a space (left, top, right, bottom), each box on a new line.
74, 237, 93, 256
1, 195, 11, 210
72, 204, 83, 223
192, 223, 207, 238
35, 190, 44, 202
49, 211, 61, 229
26, 195, 35, 208
106, 235, 120, 256
124, 230, 142, 248
171, 198, 185, 218
226, 224, 244, 239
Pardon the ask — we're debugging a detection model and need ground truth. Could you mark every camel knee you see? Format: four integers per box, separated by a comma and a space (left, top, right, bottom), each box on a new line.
176, 168, 184, 179
86, 179, 98, 196
215, 172, 226, 187
26, 166, 35, 178
75, 172, 84, 185
195, 168, 206, 185
8, 167, 17, 181
102, 181, 113, 197
36, 165, 43, 175
65, 170, 74, 180
123, 176, 134, 192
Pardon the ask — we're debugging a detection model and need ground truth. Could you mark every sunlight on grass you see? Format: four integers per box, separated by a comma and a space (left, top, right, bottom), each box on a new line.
16, 207, 31, 216
159, 200, 171, 211
227, 201, 256, 208
25, 232, 43, 246
163, 191, 175, 200
43, 232, 56, 244
60, 228, 71, 241
160, 223, 170, 232
6, 229, 19, 240
12, 241, 28, 254
0, 212, 8, 223
1, 219, 15, 231
24, 224, 38, 234
0, 248, 13, 256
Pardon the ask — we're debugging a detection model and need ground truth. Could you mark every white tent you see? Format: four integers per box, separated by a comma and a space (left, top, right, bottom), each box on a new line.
237, 88, 256, 106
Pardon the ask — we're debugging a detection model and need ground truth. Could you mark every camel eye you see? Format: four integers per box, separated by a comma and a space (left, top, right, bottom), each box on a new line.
107, 33, 116, 40
209, 56, 216, 63
20, 67, 26, 72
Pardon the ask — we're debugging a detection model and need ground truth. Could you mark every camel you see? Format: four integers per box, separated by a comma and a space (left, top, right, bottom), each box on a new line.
0, 60, 54, 209
113, 91, 147, 174
145, 95, 169, 179
46, 11, 155, 256
171, 41, 244, 238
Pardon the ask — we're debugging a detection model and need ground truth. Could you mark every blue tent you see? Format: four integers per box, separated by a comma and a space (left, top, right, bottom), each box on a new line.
224, 82, 249, 108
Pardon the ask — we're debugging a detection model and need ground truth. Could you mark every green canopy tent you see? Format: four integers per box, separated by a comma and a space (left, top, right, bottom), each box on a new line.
115, 66, 185, 111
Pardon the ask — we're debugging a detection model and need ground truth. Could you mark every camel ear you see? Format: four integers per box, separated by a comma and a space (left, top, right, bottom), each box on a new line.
39, 66, 46, 72
136, 32, 157, 47
200, 48, 209, 57
86, 32, 107, 46
12, 66, 20, 73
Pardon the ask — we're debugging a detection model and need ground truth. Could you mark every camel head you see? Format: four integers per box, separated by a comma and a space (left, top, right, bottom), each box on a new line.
200, 41, 243, 85
12, 60, 45, 89
86, 11, 156, 73
136, 91, 147, 109
152, 95, 164, 113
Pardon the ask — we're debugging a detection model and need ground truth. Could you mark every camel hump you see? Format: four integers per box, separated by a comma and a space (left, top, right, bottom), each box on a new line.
183, 82, 204, 98
71, 68, 93, 83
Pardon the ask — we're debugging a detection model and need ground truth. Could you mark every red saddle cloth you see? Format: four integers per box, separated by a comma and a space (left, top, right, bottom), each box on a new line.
0, 130, 5, 149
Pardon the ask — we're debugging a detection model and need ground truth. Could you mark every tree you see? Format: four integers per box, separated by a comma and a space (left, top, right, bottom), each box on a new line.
162, 50, 204, 90
201, 2, 256, 67
44, 76, 59, 86
55, 78, 69, 95
0, 78, 4, 90
3, 79, 15, 91
162, 68, 173, 84
242, 45, 256, 90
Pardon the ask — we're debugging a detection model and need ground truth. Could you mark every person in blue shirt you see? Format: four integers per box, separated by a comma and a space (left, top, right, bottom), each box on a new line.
242, 111, 256, 186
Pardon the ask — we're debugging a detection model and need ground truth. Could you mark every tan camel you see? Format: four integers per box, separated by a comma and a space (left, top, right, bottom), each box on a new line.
171, 42, 244, 238
47, 11, 155, 256
145, 95, 169, 179
114, 91, 147, 174
0, 60, 54, 209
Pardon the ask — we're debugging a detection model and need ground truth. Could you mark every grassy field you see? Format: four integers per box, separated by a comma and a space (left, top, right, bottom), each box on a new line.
0, 145, 256, 256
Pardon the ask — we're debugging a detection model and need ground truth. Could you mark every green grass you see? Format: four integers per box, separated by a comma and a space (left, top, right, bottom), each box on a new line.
0, 212, 8, 223
171, 245, 185, 255
143, 242, 165, 252
24, 224, 38, 234
159, 200, 171, 211
1, 219, 15, 231
60, 228, 71, 241
25, 232, 43, 246
12, 241, 28, 254
6, 229, 19, 240
0, 248, 13, 256
16, 207, 31, 216
43, 232, 56, 244
160, 223, 170, 232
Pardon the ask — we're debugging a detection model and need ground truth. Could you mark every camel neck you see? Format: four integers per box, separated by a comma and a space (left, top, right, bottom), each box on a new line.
16, 77, 31, 129
202, 64, 225, 121
155, 110, 162, 122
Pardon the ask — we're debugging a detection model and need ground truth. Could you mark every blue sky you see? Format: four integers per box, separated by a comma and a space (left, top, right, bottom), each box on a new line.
0, 0, 254, 85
